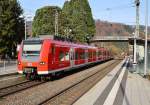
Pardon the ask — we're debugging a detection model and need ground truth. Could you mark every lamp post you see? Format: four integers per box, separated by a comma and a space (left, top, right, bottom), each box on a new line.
144, 0, 148, 77
133, 32, 137, 64
133, 0, 140, 64
24, 18, 27, 40
20, 15, 32, 40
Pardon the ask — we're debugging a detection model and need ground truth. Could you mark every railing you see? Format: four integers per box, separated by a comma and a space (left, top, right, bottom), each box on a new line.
92, 36, 134, 41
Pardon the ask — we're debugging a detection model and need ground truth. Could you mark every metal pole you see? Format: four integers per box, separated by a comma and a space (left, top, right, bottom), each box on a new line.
55, 10, 58, 36
25, 18, 27, 40
136, 1, 140, 38
133, 36, 137, 64
144, 0, 148, 77
133, 0, 140, 64
3, 60, 5, 71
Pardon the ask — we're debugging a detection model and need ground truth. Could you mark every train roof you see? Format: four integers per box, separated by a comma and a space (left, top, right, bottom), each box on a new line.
50, 39, 97, 49
24, 38, 97, 49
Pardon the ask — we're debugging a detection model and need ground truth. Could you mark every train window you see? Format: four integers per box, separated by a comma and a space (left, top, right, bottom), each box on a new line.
88, 52, 90, 58
98, 51, 101, 56
80, 52, 85, 59
75, 52, 78, 60
85, 52, 88, 59
23, 44, 41, 56
104, 51, 106, 55
93, 51, 96, 58
89, 52, 92, 58
65, 52, 70, 61
59, 51, 65, 61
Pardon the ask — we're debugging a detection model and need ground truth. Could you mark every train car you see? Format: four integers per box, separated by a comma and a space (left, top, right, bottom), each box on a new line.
17, 38, 112, 80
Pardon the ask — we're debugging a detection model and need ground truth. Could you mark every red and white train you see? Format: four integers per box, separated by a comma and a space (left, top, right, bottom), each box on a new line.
17, 38, 112, 80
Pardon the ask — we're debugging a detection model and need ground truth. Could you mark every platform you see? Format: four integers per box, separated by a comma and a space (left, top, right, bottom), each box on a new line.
0, 65, 17, 76
73, 58, 150, 105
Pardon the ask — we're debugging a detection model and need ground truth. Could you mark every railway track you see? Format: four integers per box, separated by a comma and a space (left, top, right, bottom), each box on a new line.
0, 80, 45, 97
39, 60, 121, 105
0, 74, 27, 89
0, 73, 19, 79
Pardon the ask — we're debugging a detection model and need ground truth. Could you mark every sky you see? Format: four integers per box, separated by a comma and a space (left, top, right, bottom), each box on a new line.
18, 0, 149, 25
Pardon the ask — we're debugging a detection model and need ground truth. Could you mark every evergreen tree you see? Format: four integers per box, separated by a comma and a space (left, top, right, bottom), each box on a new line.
32, 0, 95, 43
32, 6, 65, 36
0, 0, 24, 58
62, 0, 95, 42
62, 1, 73, 37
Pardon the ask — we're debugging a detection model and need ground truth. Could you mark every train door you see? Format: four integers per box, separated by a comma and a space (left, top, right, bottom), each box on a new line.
96, 49, 98, 61
85, 49, 88, 63
52, 44, 60, 69
50, 44, 56, 69
70, 48, 74, 67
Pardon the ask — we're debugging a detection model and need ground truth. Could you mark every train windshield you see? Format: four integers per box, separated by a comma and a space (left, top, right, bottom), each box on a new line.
22, 40, 42, 56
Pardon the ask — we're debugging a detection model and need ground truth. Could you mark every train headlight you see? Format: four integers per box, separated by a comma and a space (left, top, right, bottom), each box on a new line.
18, 61, 21, 65
39, 61, 46, 65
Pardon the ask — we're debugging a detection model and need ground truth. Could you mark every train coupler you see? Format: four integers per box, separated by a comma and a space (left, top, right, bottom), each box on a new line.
23, 68, 37, 80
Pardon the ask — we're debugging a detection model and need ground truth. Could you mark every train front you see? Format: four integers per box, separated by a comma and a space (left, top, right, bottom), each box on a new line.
17, 39, 49, 79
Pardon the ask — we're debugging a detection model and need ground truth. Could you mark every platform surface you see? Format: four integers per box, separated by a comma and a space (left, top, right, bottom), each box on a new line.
122, 72, 150, 105
74, 58, 150, 105
0, 65, 17, 76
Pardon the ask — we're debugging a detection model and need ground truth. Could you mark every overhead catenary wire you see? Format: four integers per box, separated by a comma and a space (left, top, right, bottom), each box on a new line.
100, 2, 135, 12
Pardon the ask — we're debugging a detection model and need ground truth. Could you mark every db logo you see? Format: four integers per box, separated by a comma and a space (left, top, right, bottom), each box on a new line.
27, 63, 32, 66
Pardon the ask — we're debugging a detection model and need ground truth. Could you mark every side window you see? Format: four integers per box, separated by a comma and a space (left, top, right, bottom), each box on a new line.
59, 51, 65, 61
88, 51, 92, 58
75, 52, 78, 60
65, 52, 70, 61
104, 51, 106, 55
88, 51, 90, 58
86, 52, 88, 59
93, 51, 96, 58
90, 52, 92, 58
80, 51, 85, 59
98, 51, 101, 56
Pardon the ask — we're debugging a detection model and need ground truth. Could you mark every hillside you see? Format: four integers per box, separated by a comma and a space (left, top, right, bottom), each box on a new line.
95, 20, 134, 37
95, 20, 150, 38
94, 20, 150, 57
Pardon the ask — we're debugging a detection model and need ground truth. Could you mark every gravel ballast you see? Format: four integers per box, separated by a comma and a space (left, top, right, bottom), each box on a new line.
0, 60, 117, 105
